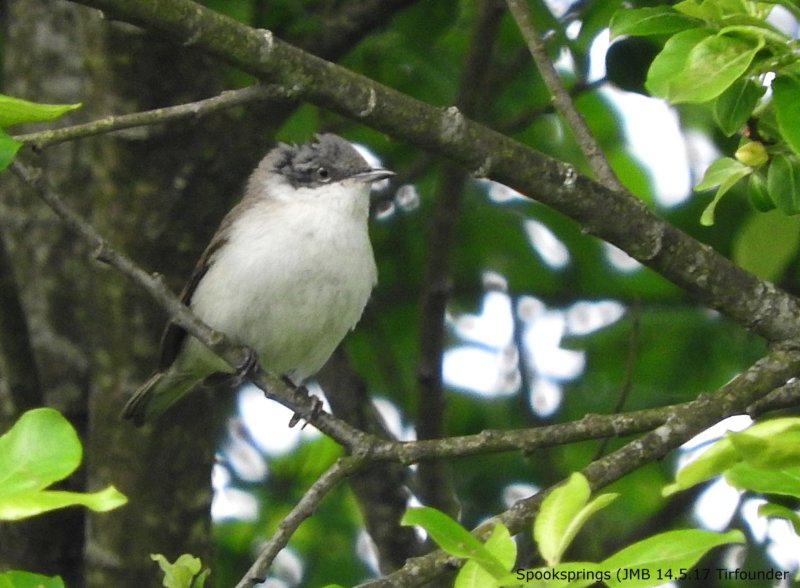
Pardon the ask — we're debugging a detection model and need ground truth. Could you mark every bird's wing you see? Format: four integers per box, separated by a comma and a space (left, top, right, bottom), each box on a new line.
157, 231, 230, 370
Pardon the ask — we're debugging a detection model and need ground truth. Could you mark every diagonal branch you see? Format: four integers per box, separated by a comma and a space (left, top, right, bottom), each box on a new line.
234, 456, 366, 588
505, 0, 625, 193
66, 0, 800, 345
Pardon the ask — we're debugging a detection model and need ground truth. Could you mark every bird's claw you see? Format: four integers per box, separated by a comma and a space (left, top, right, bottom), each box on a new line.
203, 347, 259, 389
235, 347, 259, 383
287, 384, 323, 429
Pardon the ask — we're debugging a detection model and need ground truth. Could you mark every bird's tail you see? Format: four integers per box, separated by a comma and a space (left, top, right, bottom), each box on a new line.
122, 370, 201, 426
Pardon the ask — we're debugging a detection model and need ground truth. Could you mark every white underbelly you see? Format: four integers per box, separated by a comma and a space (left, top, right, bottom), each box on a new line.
188, 205, 376, 380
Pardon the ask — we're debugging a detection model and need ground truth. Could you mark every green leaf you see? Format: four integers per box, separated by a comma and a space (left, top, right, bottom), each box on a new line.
0, 408, 127, 520
695, 157, 752, 225
729, 429, 800, 469
767, 153, 800, 215
0, 94, 81, 128
673, 0, 752, 20
714, 78, 765, 136
601, 529, 745, 588
401, 507, 508, 578
745, 173, 776, 213
455, 524, 516, 588
773, 75, 800, 157
733, 210, 800, 281
0, 408, 82, 497
725, 463, 800, 497
534, 473, 619, 566
665, 418, 800, 495
151, 554, 210, 588
672, 0, 719, 19
758, 502, 800, 535
482, 523, 516, 569
647, 31, 762, 103
695, 157, 752, 191
646, 29, 712, 99
0, 486, 127, 520
664, 440, 737, 496
610, 7, 701, 38
0, 130, 21, 171
0, 571, 65, 588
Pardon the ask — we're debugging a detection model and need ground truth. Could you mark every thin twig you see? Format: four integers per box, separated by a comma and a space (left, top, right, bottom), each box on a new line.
498, 78, 606, 134
234, 456, 365, 588
505, 0, 625, 193
13, 85, 291, 150
593, 303, 640, 460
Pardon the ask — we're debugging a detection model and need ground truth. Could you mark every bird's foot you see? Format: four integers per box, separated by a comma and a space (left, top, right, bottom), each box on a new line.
204, 347, 259, 389
285, 380, 323, 429
234, 347, 260, 384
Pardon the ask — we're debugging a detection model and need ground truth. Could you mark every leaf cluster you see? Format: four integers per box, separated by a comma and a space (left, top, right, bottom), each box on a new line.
666, 416, 800, 563
611, 1, 800, 223
399, 473, 743, 588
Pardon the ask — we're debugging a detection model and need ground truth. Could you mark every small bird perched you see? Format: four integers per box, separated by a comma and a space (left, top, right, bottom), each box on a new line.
123, 134, 393, 425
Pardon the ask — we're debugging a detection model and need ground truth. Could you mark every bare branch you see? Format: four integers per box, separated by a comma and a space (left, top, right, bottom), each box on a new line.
12, 85, 291, 150
505, 0, 625, 193
234, 456, 366, 588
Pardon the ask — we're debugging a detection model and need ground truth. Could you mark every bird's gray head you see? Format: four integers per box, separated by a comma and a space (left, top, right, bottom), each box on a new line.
267, 133, 391, 189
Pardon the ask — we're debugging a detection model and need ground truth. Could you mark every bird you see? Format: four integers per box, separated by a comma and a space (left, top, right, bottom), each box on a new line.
123, 133, 393, 425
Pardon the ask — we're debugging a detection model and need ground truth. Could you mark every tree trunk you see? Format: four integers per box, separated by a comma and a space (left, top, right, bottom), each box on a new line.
1, 1, 241, 585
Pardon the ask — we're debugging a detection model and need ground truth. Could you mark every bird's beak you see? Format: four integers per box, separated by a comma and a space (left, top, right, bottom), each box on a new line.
353, 168, 395, 183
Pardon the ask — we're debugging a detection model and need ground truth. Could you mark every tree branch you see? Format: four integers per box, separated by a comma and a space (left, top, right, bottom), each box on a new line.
65, 0, 800, 345
13, 157, 797, 462
12, 84, 291, 150
505, 0, 625, 193
13, 5, 800, 583
356, 347, 800, 587
234, 456, 366, 588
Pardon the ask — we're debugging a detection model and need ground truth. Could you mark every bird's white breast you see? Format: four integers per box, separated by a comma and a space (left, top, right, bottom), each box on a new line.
188, 180, 377, 380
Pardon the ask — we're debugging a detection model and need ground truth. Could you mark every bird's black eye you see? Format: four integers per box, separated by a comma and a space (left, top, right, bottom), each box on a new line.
317, 167, 331, 182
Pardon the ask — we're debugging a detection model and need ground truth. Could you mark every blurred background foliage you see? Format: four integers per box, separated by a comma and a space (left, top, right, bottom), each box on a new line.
2, 0, 797, 587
